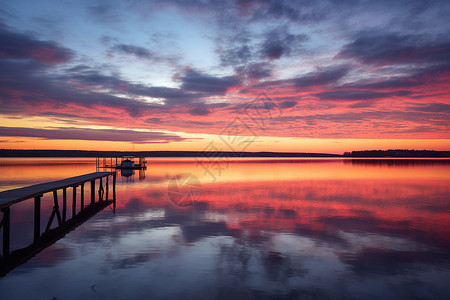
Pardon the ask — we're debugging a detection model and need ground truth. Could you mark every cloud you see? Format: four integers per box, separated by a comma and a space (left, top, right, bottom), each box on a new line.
261, 27, 308, 60
66, 66, 201, 105
411, 103, 450, 113
236, 62, 273, 80
188, 105, 210, 116
180, 68, 240, 94
240, 0, 329, 23
315, 90, 412, 101
338, 31, 450, 67
293, 65, 350, 88
0, 25, 74, 65
0, 126, 187, 143
112, 44, 155, 59
341, 77, 424, 90
88, 3, 122, 23
279, 100, 297, 108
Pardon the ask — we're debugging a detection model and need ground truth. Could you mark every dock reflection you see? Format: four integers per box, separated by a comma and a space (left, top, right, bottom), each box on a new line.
0, 199, 114, 276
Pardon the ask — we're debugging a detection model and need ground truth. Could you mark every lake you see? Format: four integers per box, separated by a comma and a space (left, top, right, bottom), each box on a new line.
0, 157, 449, 299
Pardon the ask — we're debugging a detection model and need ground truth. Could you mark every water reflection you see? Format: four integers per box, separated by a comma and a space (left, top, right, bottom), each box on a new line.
0, 158, 449, 299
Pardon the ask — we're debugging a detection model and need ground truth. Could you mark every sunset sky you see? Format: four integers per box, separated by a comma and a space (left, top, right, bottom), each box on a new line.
0, 0, 449, 154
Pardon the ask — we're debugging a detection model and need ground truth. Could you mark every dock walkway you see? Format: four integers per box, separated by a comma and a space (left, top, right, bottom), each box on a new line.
0, 172, 114, 209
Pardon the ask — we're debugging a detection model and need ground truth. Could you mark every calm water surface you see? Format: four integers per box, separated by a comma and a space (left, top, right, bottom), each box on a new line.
0, 157, 449, 299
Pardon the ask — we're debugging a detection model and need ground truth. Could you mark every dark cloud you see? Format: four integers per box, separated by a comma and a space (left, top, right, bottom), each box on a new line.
112, 44, 155, 59
261, 27, 308, 60
280, 100, 297, 108
217, 24, 254, 68
220, 44, 253, 67
0, 25, 74, 64
89, 4, 112, 16
188, 105, 210, 116
250, 65, 350, 92
0, 126, 186, 143
411, 103, 450, 113
88, 3, 122, 23
66, 66, 201, 105
293, 65, 350, 88
338, 32, 450, 67
236, 62, 273, 80
315, 90, 412, 101
341, 77, 424, 90
0, 59, 160, 118
241, 0, 329, 23
180, 68, 240, 94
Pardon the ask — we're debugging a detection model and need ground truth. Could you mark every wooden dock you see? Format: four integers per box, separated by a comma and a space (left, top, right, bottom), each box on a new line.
0, 172, 115, 209
0, 171, 116, 273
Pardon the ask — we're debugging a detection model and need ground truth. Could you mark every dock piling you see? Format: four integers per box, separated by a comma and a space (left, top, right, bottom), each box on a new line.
72, 186, 77, 219
1, 207, 10, 259
90, 180, 95, 204
53, 191, 62, 227
80, 183, 84, 211
62, 188, 67, 224
34, 196, 41, 242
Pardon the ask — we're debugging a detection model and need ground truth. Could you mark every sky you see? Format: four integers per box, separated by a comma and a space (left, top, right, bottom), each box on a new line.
0, 0, 449, 154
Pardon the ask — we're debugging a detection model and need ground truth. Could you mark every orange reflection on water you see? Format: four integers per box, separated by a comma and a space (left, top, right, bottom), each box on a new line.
147, 158, 450, 184
0, 158, 96, 191
1, 157, 450, 297
111, 158, 450, 251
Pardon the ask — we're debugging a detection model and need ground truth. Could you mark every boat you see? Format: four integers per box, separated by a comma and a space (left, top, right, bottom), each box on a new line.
116, 156, 147, 170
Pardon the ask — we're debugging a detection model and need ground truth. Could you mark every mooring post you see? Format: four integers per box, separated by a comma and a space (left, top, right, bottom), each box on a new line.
1, 206, 11, 258
72, 186, 77, 219
34, 195, 41, 243
91, 180, 95, 204
80, 183, 84, 211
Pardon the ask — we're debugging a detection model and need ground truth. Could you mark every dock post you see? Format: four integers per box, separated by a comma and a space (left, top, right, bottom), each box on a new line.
62, 188, 67, 223
34, 196, 41, 242
105, 175, 109, 201
53, 190, 62, 226
1, 206, 11, 258
91, 180, 95, 204
80, 183, 84, 211
99, 177, 103, 201
113, 172, 116, 201
72, 186, 77, 218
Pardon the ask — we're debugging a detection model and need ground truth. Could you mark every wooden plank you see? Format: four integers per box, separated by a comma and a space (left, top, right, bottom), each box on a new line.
0, 172, 115, 209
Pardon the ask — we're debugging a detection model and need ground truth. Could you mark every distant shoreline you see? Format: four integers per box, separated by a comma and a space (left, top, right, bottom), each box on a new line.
1, 149, 449, 158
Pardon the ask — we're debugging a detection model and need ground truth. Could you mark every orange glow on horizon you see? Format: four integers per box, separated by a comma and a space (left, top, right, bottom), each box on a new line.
1, 135, 449, 154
